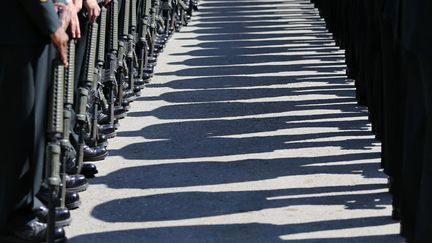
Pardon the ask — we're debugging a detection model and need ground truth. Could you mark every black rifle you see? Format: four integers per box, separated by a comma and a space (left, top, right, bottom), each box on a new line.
88, 6, 109, 147
126, 0, 140, 96
46, 58, 65, 243
116, 0, 132, 113
103, 0, 120, 131
143, 0, 157, 79
161, 0, 174, 37
177, 0, 189, 28
135, 0, 151, 86
59, 40, 76, 214
75, 22, 98, 173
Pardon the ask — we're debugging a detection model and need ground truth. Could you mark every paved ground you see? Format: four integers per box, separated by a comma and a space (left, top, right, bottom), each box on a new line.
67, 0, 404, 242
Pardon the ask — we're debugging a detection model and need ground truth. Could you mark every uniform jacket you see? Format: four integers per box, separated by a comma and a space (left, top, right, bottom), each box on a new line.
0, 0, 60, 45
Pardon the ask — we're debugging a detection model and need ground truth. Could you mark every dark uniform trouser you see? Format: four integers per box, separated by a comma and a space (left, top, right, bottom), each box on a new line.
401, 49, 432, 242
415, 55, 432, 241
380, 14, 404, 211
409, 53, 432, 242
0, 44, 50, 233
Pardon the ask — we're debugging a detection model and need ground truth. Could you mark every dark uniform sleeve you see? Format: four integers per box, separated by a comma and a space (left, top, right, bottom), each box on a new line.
16, 0, 61, 36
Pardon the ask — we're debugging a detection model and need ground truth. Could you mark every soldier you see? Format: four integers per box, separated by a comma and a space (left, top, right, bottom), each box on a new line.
0, 1, 70, 242
398, 0, 432, 241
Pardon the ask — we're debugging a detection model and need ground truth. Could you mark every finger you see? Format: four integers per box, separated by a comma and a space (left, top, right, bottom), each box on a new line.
54, 2, 67, 9
60, 49, 68, 66
71, 19, 77, 38
88, 12, 95, 23
94, 8, 100, 20
62, 42, 69, 66
76, 25, 81, 38
92, 10, 98, 22
70, 25, 76, 38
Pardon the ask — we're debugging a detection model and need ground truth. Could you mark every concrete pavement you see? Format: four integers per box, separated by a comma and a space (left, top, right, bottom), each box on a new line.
67, 0, 404, 242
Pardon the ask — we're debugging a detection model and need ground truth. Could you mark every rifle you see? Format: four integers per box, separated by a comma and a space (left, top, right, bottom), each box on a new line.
135, 0, 151, 86
154, 0, 166, 36
148, 0, 157, 59
192, 0, 198, 11
177, 0, 189, 28
103, 0, 121, 130
46, 58, 65, 243
142, 0, 157, 79
126, 0, 140, 96
75, 21, 98, 173
116, 0, 133, 112
88, 6, 109, 147
58, 40, 76, 215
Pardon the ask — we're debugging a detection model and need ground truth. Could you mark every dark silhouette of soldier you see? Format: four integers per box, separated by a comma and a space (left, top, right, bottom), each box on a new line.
0, 0, 69, 242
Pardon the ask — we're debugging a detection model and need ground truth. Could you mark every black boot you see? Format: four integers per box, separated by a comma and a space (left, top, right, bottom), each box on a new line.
83, 145, 108, 162
80, 163, 99, 178
114, 106, 127, 120
0, 218, 66, 243
66, 157, 98, 178
98, 124, 117, 139
65, 174, 88, 193
85, 133, 109, 148
34, 205, 71, 228
37, 188, 81, 211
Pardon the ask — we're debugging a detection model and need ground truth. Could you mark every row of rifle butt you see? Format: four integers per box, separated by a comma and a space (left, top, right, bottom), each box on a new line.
43, 0, 198, 241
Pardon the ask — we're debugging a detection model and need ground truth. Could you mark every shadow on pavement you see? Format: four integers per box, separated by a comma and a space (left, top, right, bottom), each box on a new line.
70, 0, 402, 242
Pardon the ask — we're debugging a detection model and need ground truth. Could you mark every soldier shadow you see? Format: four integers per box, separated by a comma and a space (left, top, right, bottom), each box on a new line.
156, 61, 343, 77
176, 31, 333, 44
101, 114, 378, 190
195, 9, 319, 19
181, 10, 327, 35
90, 185, 392, 223
167, 0, 342, 77
92, 152, 383, 190
70, 0, 402, 242
139, 85, 355, 102
69, 219, 402, 243
191, 20, 327, 30
200, 0, 289, 7
180, 38, 336, 49
156, 16, 344, 81
127, 97, 364, 120
180, 25, 328, 35
166, 54, 344, 67
148, 75, 349, 90
116, 57, 372, 159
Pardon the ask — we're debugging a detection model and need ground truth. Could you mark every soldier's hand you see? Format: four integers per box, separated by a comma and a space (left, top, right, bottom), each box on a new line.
50, 28, 69, 66
69, 3, 81, 38
54, 2, 72, 32
103, 0, 112, 6
73, 0, 83, 12
84, 0, 101, 23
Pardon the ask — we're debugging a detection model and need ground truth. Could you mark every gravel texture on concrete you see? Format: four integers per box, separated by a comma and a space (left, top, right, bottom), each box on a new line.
67, 0, 404, 242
